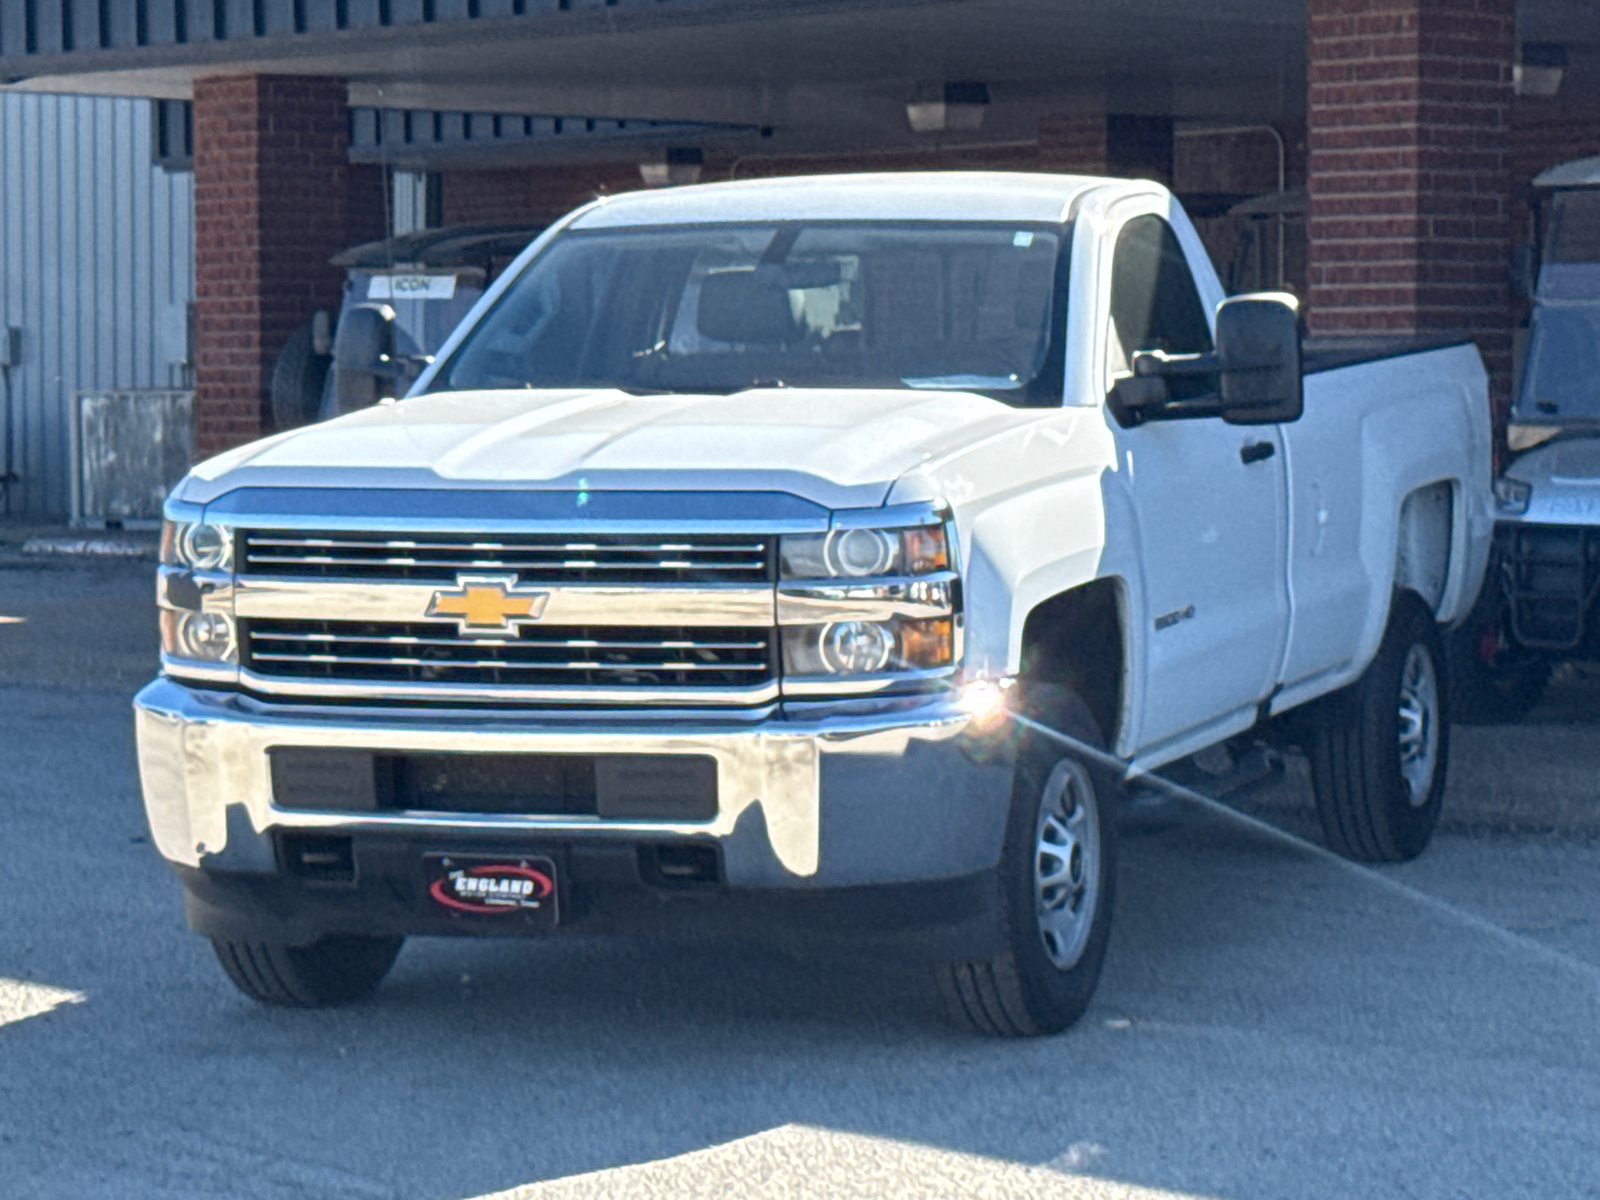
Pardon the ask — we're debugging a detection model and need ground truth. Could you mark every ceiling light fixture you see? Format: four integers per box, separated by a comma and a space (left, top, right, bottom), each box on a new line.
906, 82, 990, 135
639, 146, 704, 187
1514, 43, 1567, 98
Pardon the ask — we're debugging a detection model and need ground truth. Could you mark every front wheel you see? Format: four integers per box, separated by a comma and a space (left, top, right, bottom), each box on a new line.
1310, 594, 1448, 862
939, 685, 1117, 1036
212, 935, 403, 1007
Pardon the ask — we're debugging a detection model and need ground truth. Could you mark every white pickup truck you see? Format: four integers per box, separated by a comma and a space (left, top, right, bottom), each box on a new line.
136, 172, 1493, 1036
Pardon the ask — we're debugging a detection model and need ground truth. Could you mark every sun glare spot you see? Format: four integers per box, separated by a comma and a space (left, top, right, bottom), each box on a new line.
0, 977, 84, 1028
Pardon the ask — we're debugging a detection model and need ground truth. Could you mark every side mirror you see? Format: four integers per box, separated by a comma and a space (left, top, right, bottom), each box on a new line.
1215, 293, 1303, 425
1107, 293, 1302, 427
331, 305, 395, 415
334, 305, 393, 374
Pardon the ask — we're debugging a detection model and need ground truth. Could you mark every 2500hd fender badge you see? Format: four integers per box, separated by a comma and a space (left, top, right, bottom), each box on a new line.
429, 860, 555, 916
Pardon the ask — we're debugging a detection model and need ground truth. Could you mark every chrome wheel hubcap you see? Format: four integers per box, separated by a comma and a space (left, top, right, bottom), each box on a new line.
1398, 643, 1440, 807
1034, 759, 1101, 969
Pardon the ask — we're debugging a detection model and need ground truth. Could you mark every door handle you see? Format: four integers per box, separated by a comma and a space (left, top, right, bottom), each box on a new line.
1240, 441, 1276, 465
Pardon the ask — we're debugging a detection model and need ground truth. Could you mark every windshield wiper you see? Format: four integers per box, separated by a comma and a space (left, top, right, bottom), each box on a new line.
616, 380, 789, 396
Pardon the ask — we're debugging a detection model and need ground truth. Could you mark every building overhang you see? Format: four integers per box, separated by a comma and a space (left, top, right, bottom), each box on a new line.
1, 0, 1595, 168
0, 0, 1310, 155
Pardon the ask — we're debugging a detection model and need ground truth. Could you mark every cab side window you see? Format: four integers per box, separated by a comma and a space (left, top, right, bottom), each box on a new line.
1107, 215, 1214, 387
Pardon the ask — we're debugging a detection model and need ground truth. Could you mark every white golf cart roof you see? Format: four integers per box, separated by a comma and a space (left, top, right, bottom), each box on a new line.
1534, 155, 1600, 190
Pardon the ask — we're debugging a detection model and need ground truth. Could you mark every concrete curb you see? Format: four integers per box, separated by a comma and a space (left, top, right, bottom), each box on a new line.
19, 536, 156, 559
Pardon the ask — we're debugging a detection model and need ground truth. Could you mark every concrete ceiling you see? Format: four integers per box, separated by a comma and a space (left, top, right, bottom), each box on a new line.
4, 0, 1305, 158
4, 0, 1596, 161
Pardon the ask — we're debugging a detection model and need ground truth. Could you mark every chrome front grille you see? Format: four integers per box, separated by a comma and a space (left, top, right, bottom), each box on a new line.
240, 619, 774, 692
239, 530, 774, 585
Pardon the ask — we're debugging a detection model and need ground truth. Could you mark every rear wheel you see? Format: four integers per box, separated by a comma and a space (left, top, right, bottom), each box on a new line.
212, 935, 402, 1007
1310, 594, 1448, 862
939, 685, 1117, 1036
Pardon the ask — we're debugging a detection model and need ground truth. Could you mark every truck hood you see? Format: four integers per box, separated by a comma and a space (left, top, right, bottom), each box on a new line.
186, 387, 1042, 510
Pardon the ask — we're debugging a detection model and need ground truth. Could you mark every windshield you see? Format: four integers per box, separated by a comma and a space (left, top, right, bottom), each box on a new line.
1518, 302, 1600, 421
1518, 191, 1600, 421
432, 222, 1068, 403
1536, 190, 1600, 304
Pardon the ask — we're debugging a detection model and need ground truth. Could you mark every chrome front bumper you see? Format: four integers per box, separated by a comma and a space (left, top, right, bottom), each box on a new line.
133, 679, 1013, 892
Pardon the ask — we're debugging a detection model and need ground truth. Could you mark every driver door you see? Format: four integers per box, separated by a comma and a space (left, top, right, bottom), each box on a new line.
1102, 206, 1291, 755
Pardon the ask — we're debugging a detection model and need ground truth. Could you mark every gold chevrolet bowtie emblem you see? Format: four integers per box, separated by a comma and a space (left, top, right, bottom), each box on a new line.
425, 574, 550, 637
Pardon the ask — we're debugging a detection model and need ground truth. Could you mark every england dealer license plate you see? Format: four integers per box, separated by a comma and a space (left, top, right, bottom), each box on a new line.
426, 855, 559, 928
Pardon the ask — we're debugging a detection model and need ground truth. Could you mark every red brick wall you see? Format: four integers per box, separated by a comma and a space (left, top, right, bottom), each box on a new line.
726, 144, 1046, 178
1306, 0, 1515, 410
1511, 96, 1600, 239
440, 162, 646, 226
1174, 126, 1308, 197
192, 74, 385, 454
1037, 114, 1115, 174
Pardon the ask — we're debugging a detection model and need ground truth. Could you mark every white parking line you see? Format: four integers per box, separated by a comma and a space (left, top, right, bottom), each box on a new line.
0, 976, 84, 1028
1013, 712, 1600, 996
472, 1125, 1218, 1200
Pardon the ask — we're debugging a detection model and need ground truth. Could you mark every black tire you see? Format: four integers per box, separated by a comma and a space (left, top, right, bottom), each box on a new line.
212, 935, 402, 1007
1310, 594, 1448, 862
938, 685, 1118, 1037
1446, 570, 1550, 725
269, 319, 331, 432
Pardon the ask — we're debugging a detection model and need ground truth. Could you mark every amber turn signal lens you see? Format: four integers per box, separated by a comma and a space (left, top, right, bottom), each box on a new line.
897, 616, 953, 668
902, 526, 950, 574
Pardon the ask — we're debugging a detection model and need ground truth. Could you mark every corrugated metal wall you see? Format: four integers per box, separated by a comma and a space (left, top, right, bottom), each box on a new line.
0, 91, 195, 516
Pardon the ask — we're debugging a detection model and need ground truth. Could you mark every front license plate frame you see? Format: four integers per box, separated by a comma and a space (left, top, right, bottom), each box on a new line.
425, 854, 559, 928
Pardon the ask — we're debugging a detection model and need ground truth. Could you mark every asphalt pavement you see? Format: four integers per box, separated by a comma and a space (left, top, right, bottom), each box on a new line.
2, 552, 1598, 1199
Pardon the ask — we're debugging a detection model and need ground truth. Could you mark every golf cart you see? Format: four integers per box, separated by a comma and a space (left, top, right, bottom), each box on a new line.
269, 223, 544, 429
1452, 154, 1600, 721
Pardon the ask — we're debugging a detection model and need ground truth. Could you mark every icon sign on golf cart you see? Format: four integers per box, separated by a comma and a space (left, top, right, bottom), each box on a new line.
368, 273, 457, 301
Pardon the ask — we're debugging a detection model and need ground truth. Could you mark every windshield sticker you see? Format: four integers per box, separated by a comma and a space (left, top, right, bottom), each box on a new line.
368, 274, 457, 301
1013, 231, 1035, 248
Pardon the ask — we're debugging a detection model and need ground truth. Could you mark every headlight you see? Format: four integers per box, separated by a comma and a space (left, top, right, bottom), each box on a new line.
821, 621, 895, 673
159, 516, 238, 676
778, 515, 960, 691
160, 520, 234, 571
780, 524, 950, 580
782, 616, 955, 676
1493, 477, 1532, 516
159, 609, 238, 664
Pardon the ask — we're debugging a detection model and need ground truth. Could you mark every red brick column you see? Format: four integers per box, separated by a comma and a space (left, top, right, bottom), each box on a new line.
1306, 0, 1515, 413
192, 75, 385, 454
